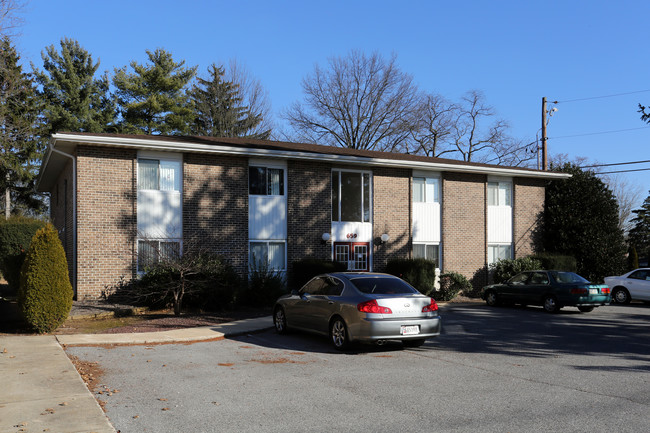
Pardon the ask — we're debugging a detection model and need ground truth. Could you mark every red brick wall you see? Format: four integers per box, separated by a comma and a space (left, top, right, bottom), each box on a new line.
76, 146, 137, 299
183, 153, 249, 275
513, 177, 545, 258
441, 172, 488, 287
287, 160, 332, 285
372, 167, 411, 271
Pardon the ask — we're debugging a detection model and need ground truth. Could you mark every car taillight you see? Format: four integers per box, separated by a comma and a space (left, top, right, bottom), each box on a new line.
422, 298, 438, 313
357, 299, 392, 314
602, 287, 610, 294
571, 288, 588, 295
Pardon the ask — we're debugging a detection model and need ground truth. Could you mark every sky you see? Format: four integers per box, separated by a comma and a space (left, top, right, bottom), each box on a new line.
12, 0, 650, 208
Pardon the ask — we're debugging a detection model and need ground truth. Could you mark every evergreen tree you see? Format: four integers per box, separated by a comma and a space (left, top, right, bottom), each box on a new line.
628, 192, 650, 262
113, 48, 196, 135
0, 37, 45, 218
543, 164, 627, 282
189, 63, 270, 138
33, 38, 115, 134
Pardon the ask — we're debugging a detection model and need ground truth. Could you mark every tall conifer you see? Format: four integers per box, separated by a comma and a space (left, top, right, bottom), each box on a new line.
113, 48, 196, 135
33, 38, 115, 134
0, 37, 44, 218
190, 63, 270, 138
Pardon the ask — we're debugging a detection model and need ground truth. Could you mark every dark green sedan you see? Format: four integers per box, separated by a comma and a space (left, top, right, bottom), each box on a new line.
482, 270, 611, 313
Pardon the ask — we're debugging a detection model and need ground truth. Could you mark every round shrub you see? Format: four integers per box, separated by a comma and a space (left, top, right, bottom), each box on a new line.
435, 272, 472, 302
18, 224, 73, 333
490, 257, 543, 284
0, 216, 47, 291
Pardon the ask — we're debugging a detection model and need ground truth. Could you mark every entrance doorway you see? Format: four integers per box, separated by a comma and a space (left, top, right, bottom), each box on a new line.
333, 242, 369, 271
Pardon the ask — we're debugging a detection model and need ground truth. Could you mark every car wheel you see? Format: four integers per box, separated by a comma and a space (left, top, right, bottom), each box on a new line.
330, 317, 349, 350
485, 290, 499, 307
578, 306, 594, 313
543, 295, 560, 313
403, 338, 426, 348
273, 306, 288, 334
612, 287, 631, 304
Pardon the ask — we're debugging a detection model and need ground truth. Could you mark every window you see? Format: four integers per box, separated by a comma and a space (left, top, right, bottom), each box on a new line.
413, 177, 439, 203
334, 242, 369, 271
413, 243, 440, 267
249, 166, 284, 196
332, 170, 371, 222
138, 159, 181, 191
488, 244, 512, 264
301, 276, 344, 296
249, 241, 286, 270
629, 270, 650, 280
137, 240, 180, 272
487, 182, 511, 206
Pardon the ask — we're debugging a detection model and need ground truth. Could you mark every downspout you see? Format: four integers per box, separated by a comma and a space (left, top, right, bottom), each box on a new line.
49, 144, 77, 299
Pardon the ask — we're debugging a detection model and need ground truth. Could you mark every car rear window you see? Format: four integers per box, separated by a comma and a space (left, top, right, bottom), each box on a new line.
550, 271, 589, 284
350, 277, 419, 294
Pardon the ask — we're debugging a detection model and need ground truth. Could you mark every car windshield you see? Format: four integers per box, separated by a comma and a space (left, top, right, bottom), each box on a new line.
350, 276, 419, 294
550, 271, 589, 284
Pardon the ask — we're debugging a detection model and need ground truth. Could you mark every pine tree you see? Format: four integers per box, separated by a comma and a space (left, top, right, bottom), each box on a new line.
190, 63, 270, 138
33, 38, 115, 134
0, 37, 45, 218
113, 48, 196, 135
628, 192, 650, 262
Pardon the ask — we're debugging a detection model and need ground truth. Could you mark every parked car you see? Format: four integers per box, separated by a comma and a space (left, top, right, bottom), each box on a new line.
273, 272, 442, 350
482, 270, 611, 313
604, 268, 650, 304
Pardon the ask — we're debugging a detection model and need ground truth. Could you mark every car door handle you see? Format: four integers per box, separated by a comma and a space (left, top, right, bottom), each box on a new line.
328, 301, 335, 304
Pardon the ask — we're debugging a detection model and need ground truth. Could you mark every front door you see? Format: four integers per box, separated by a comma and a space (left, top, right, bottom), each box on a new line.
334, 242, 369, 271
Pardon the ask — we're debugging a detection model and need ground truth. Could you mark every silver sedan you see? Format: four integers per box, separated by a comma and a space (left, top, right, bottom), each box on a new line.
273, 272, 442, 350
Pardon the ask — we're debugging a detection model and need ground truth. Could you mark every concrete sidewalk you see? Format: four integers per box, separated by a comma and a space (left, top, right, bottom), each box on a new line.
0, 335, 116, 433
0, 316, 274, 433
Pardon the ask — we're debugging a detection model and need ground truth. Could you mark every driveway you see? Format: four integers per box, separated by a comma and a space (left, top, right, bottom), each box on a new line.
67, 303, 650, 432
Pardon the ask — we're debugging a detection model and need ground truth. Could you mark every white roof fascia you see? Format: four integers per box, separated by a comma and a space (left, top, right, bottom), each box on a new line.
51, 133, 571, 180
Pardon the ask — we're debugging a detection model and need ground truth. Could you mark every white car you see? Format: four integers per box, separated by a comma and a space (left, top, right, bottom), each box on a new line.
604, 268, 650, 304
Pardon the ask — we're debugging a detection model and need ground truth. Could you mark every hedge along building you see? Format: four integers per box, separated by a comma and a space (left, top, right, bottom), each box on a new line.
36, 132, 569, 300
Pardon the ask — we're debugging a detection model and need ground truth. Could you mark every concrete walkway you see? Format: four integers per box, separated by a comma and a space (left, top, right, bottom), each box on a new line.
0, 316, 274, 433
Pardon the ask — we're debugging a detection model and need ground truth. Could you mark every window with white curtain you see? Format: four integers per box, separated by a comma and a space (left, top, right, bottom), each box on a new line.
249, 241, 286, 270
138, 159, 181, 191
488, 244, 512, 264
249, 166, 284, 196
487, 182, 511, 206
413, 177, 439, 203
413, 243, 440, 267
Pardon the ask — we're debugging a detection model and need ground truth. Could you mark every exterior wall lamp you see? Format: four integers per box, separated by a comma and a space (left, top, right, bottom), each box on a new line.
378, 233, 390, 245
321, 233, 331, 245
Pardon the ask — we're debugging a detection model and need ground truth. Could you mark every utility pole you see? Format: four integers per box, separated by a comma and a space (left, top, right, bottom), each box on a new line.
541, 97, 548, 171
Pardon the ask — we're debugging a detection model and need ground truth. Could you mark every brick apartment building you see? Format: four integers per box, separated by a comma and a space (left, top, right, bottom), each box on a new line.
36, 132, 569, 300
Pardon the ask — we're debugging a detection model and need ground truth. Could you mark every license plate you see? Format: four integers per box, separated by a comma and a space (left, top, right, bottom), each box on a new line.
401, 325, 420, 335
589, 289, 598, 295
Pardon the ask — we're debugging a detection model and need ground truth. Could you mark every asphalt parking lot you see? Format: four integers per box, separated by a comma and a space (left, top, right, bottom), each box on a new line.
67, 302, 650, 433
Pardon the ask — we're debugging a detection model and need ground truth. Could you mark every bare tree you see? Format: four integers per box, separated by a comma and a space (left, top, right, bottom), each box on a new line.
406, 93, 457, 157
0, 0, 26, 38
449, 90, 511, 162
223, 59, 273, 138
603, 174, 642, 235
284, 51, 421, 151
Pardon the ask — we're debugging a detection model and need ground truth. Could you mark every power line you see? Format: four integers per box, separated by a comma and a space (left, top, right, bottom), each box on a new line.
597, 167, 650, 174
581, 159, 650, 168
556, 89, 650, 104
550, 126, 650, 140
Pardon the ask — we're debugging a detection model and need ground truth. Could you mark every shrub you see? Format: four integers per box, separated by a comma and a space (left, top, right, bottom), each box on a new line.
291, 258, 347, 289
436, 272, 472, 301
530, 253, 577, 272
240, 258, 287, 307
385, 258, 438, 296
104, 252, 241, 314
18, 224, 73, 333
490, 256, 543, 284
0, 216, 48, 291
